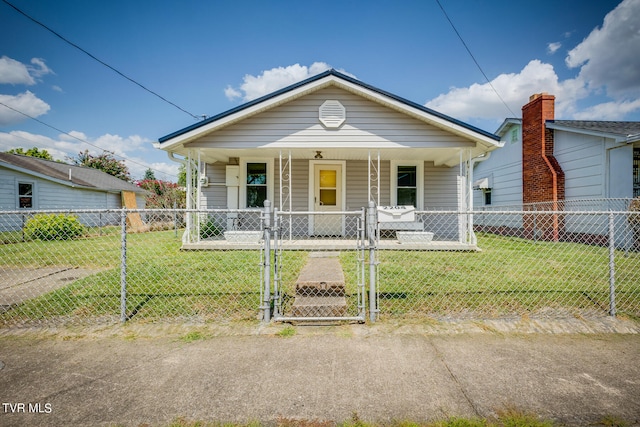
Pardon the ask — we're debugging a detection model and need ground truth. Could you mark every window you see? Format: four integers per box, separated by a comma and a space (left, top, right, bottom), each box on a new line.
397, 166, 417, 206
18, 182, 33, 209
510, 127, 519, 143
246, 162, 267, 208
483, 189, 492, 205
390, 161, 423, 208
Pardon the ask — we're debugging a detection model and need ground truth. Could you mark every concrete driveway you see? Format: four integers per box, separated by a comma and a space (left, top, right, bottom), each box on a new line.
0, 267, 98, 310
0, 323, 639, 427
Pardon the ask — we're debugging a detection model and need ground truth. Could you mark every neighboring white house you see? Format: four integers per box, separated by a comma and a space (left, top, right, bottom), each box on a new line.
474, 95, 640, 210
472, 93, 640, 246
0, 152, 147, 230
155, 69, 503, 244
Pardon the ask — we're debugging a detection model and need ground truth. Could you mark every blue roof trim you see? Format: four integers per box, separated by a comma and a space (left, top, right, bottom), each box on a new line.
158, 69, 499, 143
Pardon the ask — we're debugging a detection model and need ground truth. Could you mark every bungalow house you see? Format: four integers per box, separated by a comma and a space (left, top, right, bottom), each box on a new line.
0, 152, 147, 230
155, 69, 502, 245
473, 93, 640, 244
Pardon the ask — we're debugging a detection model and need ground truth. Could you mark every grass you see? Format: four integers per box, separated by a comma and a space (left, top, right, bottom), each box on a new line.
156, 410, 632, 427
377, 232, 640, 317
1, 230, 639, 324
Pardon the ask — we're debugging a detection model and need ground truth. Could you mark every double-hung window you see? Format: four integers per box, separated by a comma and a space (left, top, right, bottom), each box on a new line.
246, 163, 267, 208
18, 182, 34, 209
240, 159, 273, 208
390, 161, 423, 209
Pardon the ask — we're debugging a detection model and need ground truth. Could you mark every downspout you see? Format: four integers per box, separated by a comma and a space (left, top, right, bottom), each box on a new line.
467, 151, 492, 245
540, 132, 560, 241
167, 151, 195, 243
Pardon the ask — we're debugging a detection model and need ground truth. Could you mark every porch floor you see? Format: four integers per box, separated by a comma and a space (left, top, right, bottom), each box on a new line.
181, 239, 479, 251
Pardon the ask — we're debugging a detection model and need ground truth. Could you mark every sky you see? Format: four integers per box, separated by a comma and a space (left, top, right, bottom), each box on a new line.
1, 0, 639, 182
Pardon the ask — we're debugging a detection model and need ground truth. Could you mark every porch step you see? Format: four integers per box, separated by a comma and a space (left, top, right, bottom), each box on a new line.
291, 254, 347, 318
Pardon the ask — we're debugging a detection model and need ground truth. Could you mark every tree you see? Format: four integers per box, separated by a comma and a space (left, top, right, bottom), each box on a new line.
143, 168, 156, 180
69, 150, 131, 181
137, 179, 186, 208
7, 147, 54, 160
177, 164, 187, 187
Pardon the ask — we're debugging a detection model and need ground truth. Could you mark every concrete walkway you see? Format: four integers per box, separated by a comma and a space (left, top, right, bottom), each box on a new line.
0, 322, 639, 426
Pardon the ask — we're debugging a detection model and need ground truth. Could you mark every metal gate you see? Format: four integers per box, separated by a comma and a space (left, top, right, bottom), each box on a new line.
268, 209, 368, 322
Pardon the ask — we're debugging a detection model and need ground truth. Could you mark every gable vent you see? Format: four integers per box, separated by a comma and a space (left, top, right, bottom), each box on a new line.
319, 100, 346, 128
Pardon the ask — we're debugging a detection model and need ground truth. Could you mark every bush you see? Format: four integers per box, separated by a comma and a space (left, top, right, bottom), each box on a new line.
24, 213, 86, 241
200, 217, 222, 240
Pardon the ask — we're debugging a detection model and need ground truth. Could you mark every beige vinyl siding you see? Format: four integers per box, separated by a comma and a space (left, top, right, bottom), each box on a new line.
201, 163, 227, 208
424, 162, 459, 209
192, 87, 471, 149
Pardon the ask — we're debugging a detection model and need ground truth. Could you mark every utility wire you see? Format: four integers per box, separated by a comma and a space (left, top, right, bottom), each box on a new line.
2, 0, 201, 121
435, 0, 517, 118
0, 101, 175, 180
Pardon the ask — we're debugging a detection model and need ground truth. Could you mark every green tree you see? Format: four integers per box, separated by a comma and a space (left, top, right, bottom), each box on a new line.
69, 150, 131, 181
143, 168, 156, 180
7, 147, 54, 160
177, 164, 186, 187
137, 179, 186, 208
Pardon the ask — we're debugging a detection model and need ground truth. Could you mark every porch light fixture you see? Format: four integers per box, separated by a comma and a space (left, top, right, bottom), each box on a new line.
314, 151, 323, 159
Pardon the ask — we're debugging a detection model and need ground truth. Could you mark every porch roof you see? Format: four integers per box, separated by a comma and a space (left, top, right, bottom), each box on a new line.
155, 70, 501, 167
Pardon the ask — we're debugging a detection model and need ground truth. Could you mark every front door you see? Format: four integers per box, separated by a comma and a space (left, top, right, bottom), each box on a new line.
311, 162, 343, 235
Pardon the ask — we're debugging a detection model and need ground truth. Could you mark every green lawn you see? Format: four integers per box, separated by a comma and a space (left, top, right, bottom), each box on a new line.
1, 230, 639, 324
377, 233, 640, 317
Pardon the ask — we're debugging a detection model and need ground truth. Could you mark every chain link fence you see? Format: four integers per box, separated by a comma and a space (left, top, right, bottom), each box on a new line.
1, 209, 263, 326
1, 205, 639, 326
378, 209, 640, 319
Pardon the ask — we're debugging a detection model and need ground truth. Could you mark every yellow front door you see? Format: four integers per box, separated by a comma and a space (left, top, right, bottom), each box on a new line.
312, 163, 343, 235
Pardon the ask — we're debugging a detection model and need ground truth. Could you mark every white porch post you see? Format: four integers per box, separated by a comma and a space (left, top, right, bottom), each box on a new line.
464, 148, 476, 245
368, 150, 380, 206
184, 149, 197, 243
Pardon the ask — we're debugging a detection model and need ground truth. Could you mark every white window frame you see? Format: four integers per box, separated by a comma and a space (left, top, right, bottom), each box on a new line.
239, 158, 274, 209
16, 180, 36, 209
390, 160, 424, 209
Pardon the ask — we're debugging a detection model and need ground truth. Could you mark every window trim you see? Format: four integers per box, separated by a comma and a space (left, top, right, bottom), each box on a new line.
16, 180, 36, 209
239, 158, 274, 209
390, 160, 424, 209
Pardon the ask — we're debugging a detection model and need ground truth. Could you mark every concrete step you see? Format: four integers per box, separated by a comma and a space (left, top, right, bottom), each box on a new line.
291, 296, 347, 317
291, 253, 347, 317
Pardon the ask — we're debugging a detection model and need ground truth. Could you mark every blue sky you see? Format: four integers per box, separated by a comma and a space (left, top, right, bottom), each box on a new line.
1, 0, 639, 181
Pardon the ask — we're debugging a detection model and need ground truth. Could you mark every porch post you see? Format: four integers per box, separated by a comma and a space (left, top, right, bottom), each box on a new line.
262, 200, 272, 322
368, 150, 380, 206
367, 201, 378, 322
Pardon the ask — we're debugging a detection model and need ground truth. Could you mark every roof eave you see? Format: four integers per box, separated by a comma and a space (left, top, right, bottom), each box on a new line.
157, 69, 501, 151
545, 121, 631, 143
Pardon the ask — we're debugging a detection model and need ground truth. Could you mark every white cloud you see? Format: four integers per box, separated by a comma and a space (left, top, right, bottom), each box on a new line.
224, 85, 242, 100
0, 56, 54, 85
425, 0, 640, 125
547, 42, 562, 54
28, 58, 54, 79
0, 91, 51, 125
425, 60, 586, 121
572, 98, 640, 120
565, 0, 640, 97
0, 56, 35, 85
225, 62, 355, 102
0, 130, 175, 180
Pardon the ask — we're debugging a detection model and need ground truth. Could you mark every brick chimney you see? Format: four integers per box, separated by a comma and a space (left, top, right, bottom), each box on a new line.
522, 93, 565, 240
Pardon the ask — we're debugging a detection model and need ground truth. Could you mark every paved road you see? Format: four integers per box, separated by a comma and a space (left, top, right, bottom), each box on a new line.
1, 322, 639, 426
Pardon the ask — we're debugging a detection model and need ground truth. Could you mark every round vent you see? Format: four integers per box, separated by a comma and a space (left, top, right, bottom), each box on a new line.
319, 100, 346, 128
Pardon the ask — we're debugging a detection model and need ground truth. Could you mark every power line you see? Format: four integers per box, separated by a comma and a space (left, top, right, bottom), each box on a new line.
434, 0, 517, 118
0, 101, 175, 180
2, 0, 201, 121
